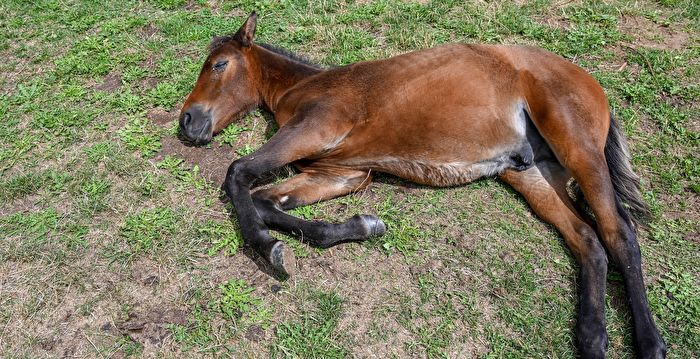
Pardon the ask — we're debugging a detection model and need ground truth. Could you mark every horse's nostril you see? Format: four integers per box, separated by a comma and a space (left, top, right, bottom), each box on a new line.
183, 112, 192, 126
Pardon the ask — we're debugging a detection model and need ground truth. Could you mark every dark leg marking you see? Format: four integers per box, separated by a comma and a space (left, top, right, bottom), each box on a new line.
252, 170, 386, 248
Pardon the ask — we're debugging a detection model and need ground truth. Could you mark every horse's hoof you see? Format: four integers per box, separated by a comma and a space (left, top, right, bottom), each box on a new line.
268, 241, 296, 277
358, 215, 387, 237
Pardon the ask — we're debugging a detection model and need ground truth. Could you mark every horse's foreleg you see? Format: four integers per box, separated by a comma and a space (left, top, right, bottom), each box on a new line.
500, 161, 609, 358
252, 168, 385, 247
223, 116, 350, 276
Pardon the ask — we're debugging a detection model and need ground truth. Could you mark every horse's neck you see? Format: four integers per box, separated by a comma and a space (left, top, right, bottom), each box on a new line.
254, 45, 322, 112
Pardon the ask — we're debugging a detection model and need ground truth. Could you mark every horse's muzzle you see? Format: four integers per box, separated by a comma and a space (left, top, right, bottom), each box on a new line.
179, 104, 212, 145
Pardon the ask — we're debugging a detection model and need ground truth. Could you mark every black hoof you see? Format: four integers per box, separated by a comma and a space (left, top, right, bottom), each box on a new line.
356, 215, 386, 237
268, 241, 296, 277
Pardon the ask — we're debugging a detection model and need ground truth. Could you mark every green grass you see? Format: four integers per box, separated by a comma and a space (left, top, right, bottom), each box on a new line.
170, 278, 271, 355
198, 219, 244, 256
271, 289, 348, 359
118, 117, 163, 157
215, 123, 250, 147
0, 0, 698, 357
119, 207, 179, 257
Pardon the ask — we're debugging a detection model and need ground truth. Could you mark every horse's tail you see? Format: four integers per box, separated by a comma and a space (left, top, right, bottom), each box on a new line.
575, 113, 652, 227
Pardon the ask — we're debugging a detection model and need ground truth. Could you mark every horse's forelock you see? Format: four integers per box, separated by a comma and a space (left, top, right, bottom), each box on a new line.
208, 35, 236, 54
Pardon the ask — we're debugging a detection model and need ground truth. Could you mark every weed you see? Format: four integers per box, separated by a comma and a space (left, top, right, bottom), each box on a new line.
0, 171, 43, 201
215, 123, 249, 147
235, 144, 255, 157
84, 142, 116, 164
0, 208, 60, 261
119, 207, 179, 255
157, 155, 208, 190
197, 219, 244, 256
118, 117, 162, 156
219, 279, 272, 326
117, 335, 144, 357
76, 175, 111, 214
170, 278, 271, 354
271, 290, 348, 359
373, 194, 424, 255
148, 81, 181, 109
290, 204, 321, 220
137, 172, 165, 196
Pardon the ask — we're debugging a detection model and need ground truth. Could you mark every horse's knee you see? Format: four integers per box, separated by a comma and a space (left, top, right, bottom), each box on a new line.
225, 158, 256, 189
225, 159, 243, 181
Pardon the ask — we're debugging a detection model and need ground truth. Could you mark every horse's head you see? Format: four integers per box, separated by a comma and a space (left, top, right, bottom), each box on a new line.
179, 12, 259, 145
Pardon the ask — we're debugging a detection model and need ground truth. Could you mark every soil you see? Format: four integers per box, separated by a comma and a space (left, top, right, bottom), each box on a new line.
618, 15, 689, 50
154, 136, 235, 187
95, 72, 122, 92
116, 308, 189, 346
146, 108, 178, 125
139, 76, 160, 90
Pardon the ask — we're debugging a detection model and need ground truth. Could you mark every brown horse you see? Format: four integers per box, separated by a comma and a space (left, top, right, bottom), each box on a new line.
179, 13, 665, 358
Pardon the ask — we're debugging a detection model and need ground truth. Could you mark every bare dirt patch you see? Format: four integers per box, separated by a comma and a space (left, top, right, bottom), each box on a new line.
618, 15, 689, 50
116, 307, 189, 346
146, 107, 178, 125
155, 136, 235, 186
95, 72, 122, 92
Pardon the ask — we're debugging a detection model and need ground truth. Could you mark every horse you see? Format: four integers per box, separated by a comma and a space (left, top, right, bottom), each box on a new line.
178, 12, 665, 359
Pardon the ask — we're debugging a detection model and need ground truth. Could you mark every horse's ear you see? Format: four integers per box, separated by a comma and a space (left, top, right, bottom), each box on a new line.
234, 11, 257, 47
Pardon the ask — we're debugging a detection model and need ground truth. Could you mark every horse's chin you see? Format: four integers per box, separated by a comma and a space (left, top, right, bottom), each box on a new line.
193, 134, 213, 146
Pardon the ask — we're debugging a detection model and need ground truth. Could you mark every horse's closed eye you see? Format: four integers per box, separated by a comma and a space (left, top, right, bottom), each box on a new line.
213, 60, 229, 72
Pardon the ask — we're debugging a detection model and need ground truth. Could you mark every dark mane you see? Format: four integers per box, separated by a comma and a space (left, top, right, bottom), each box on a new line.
257, 43, 324, 69
208, 36, 323, 69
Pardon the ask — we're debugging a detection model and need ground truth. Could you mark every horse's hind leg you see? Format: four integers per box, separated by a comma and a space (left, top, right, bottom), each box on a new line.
524, 90, 665, 356
500, 161, 609, 358
562, 151, 665, 358
252, 168, 386, 248
521, 65, 666, 358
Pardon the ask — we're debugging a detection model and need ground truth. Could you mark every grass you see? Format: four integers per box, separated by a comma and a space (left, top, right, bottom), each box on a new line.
169, 278, 272, 355
271, 288, 348, 359
0, 0, 698, 358
118, 117, 163, 156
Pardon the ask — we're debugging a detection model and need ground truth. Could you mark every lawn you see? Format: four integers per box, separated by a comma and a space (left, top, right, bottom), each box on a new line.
1, 0, 698, 358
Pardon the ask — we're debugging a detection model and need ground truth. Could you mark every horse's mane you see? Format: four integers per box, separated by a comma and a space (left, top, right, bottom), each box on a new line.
208, 36, 323, 69
257, 43, 323, 69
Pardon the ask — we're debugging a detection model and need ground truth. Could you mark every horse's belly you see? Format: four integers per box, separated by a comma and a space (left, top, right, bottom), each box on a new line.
371, 151, 531, 187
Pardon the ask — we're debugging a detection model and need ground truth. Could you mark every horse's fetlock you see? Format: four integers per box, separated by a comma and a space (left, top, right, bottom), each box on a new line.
638, 336, 666, 359
577, 323, 608, 359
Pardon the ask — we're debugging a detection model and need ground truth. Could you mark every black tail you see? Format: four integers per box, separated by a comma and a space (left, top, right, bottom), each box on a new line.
575, 113, 652, 227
